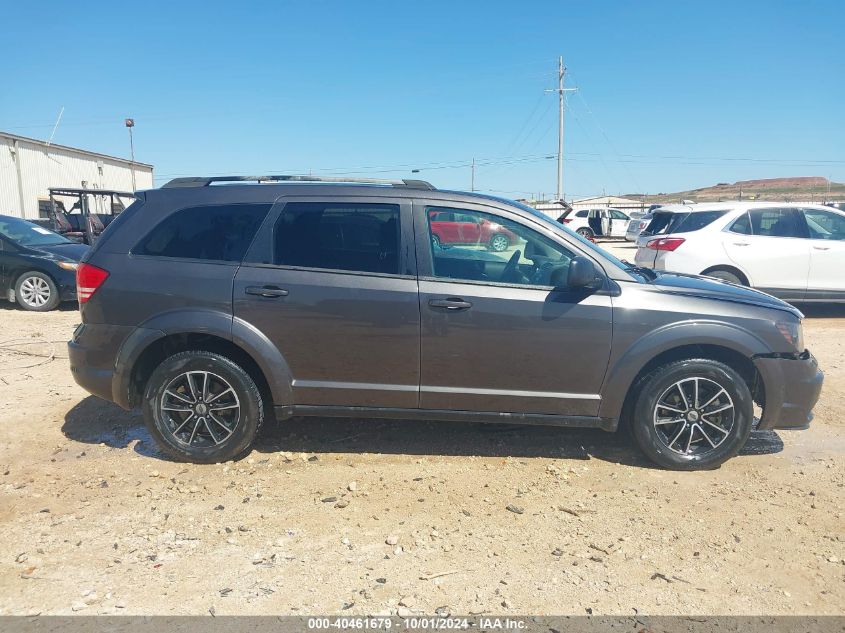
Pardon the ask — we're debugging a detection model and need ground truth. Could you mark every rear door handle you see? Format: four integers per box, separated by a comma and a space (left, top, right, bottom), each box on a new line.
732, 242, 751, 246
812, 245, 831, 251
245, 285, 289, 298
429, 298, 472, 311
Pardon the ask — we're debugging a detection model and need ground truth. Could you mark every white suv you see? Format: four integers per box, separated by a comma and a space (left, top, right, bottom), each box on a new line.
558, 207, 631, 240
633, 201, 845, 302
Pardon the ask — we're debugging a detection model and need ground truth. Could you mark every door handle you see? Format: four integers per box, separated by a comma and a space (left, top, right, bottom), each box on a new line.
812, 245, 831, 251
245, 285, 289, 298
732, 242, 750, 246
429, 298, 473, 311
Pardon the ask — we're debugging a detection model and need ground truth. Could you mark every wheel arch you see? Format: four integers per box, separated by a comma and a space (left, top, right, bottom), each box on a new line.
700, 264, 751, 286
600, 322, 768, 425
114, 310, 292, 410
11, 265, 60, 292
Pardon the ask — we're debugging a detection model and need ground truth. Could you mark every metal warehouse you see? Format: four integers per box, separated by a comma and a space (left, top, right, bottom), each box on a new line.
0, 131, 153, 220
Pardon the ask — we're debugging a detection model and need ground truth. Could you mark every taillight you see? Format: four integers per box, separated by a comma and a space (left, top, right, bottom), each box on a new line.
563, 218, 572, 224
76, 263, 109, 303
646, 237, 686, 251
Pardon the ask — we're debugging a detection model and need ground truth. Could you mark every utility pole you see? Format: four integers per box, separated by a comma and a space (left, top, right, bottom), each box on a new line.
546, 56, 576, 203
125, 118, 136, 192
471, 157, 476, 192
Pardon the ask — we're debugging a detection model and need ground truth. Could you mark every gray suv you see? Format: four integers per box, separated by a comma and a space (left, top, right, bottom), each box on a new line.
68, 176, 823, 470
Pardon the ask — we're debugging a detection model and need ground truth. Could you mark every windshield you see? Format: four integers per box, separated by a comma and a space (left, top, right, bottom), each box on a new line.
0, 216, 71, 247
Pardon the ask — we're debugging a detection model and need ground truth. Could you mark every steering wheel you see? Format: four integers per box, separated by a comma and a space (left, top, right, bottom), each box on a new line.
499, 249, 522, 283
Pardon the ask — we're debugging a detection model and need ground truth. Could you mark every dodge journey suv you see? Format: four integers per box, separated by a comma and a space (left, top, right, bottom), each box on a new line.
69, 176, 823, 470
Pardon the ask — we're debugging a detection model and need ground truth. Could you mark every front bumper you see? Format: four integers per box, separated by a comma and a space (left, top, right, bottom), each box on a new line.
754, 351, 823, 430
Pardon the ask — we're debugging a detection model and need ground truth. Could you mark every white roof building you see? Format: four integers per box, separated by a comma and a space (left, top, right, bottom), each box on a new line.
0, 131, 154, 219
570, 195, 644, 209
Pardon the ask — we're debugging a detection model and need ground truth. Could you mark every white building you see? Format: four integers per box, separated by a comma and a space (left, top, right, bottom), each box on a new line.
530, 195, 648, 219
0, 131, 154, 220
570, 195, 645, 211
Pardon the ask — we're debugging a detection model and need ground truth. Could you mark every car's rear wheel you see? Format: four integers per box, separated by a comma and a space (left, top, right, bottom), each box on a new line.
703, 268, 745, 285
576, 227, 594, 239
489, 234, 509, 252
15, 271, 60, 311
431, 234, 441, 249
143, 351, 264, 463
631, 359, 753, 470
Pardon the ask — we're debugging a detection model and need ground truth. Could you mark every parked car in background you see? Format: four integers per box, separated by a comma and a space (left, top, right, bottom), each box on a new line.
557, 207, 631, 239
68, 175, 822, 470
823, 201, 845, 212
428, 208, 519, 252
0, 214, 86, 311
634, 201, 845, 302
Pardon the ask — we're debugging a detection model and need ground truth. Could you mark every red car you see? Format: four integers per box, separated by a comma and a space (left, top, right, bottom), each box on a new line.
429, 209, 519, 252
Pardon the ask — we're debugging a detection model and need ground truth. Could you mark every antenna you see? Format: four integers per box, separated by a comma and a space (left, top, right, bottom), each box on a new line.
46, 106, 64, 147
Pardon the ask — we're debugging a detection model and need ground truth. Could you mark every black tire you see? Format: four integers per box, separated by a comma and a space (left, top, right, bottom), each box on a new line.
576, 227, 594, 239
15, 271, 60, 312
489, 234, 510, 252
431, 234, 441, 249
142, 351, 264, 463
704, 269, 744, 285
630, 359, 753, 470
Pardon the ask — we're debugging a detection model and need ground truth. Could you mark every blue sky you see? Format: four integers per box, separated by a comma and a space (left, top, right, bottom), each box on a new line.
3, 0, 843, 199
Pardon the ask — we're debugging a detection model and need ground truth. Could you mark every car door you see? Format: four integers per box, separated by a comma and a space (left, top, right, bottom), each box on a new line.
234, 196, 421, 408
456, 213, 482, 244
430, 210, 459, 245
414, 199, 613, 416
609, 210, 630, 237
723, 207, 810, 299
0, 237, 8, 296
802, 207, 845, 299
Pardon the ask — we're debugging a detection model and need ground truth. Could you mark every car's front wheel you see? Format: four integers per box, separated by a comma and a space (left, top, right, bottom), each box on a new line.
15, 271, 60, 311
631, 359, 753, 470
143, 351, 264, 463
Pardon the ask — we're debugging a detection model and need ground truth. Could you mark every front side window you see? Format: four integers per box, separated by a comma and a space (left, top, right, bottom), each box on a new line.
748, 208, 806, 238
609, 209, 629, 220
135, 204, 271, 262
803, 209, 845, 240
273, 202, 400, 275
426, 206, 575, 287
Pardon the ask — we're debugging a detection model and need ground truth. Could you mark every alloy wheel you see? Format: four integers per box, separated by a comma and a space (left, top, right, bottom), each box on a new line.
160, 371, 241, 448
19, 276, 52, 308
490, 234, 509, 251
652, 376, 735, 456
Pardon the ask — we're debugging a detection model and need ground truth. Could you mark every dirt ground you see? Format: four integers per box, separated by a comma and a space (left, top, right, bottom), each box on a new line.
0, 243, 843, 616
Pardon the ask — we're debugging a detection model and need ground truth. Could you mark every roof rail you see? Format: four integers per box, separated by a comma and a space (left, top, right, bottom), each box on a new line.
161, 175, 436, 190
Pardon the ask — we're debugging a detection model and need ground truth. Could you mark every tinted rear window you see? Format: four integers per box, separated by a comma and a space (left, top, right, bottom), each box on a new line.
669, 210, 728, 233
645, 210, 727, 235
135, 204, 271, 262
274, 202, 400, 274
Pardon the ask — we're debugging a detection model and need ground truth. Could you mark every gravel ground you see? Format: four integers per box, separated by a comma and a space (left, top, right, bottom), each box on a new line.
0, 244, 842, 615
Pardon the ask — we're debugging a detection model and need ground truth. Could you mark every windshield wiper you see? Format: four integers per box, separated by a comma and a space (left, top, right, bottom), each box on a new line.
622, 262, 658, 280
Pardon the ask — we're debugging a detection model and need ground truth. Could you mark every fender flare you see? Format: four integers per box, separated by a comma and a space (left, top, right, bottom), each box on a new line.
112, 309, 293, 409
598, 319, 771, 421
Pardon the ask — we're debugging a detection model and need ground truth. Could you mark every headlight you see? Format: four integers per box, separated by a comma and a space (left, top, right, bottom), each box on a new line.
776, 319, 804, 351
57, 261, 78, 271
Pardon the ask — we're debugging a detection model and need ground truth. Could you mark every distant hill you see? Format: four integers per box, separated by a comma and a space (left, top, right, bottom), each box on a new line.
628, 177, 845, 204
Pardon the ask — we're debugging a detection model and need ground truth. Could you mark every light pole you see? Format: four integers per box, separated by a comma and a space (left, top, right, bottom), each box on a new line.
125, 118, 136, 192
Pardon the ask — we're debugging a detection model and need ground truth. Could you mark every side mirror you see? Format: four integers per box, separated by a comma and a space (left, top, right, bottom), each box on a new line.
551, 256, 602, 290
